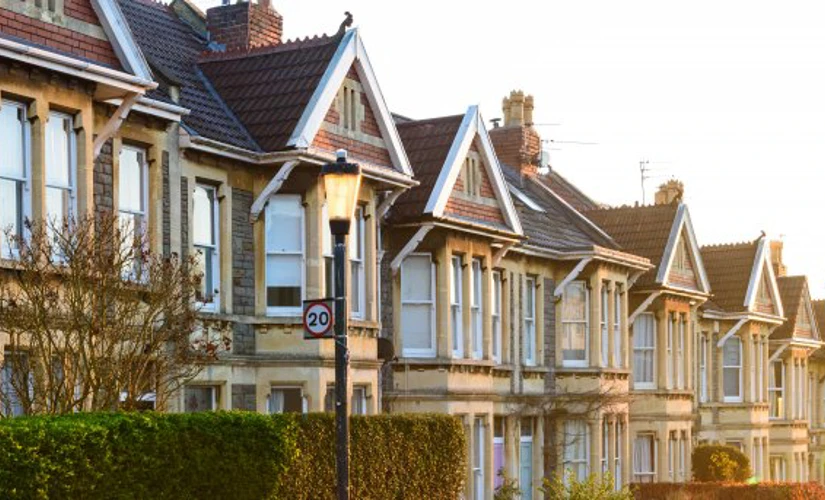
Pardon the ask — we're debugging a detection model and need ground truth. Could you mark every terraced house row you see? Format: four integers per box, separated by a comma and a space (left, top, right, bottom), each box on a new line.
0, 0, 823, 498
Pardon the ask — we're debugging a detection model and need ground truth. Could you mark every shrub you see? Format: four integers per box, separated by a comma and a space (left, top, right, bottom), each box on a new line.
0, 411, 466, 500
493, 470, 522, 500
631, 482, 825, 500
692, 445, 751, 482
542, 472, 633, 500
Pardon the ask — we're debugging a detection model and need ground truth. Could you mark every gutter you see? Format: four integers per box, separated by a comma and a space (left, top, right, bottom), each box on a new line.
106, 96, 191, 122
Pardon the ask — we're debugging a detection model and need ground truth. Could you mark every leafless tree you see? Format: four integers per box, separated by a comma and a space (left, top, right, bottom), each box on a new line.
0, 212, 229, 415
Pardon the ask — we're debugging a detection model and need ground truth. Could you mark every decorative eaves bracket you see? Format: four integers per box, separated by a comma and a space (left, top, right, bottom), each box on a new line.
249, 161, 300, 222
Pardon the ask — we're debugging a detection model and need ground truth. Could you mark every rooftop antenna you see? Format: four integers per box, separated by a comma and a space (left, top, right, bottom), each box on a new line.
639, 159, 673, 204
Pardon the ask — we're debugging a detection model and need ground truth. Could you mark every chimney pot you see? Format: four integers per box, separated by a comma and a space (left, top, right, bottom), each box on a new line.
654, 179, 684, 205
770, 240, 787, 278
490, 90, 541, 179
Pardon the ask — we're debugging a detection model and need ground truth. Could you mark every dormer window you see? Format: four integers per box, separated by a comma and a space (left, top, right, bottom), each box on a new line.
462, 151, 482, 198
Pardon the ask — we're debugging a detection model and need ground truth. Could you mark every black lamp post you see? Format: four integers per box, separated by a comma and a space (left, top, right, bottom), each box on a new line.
321, 149, 361, 500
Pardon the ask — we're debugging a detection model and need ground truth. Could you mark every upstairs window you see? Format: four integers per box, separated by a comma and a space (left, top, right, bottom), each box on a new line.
45, 111, 75, 239
400, 254, 436, 358
492, 271, 503, 363
666, 314, 674, 388
769, 360, 784, 419
633, 313, 656, 389
676, 314, 685, 389
524, 277, 537, 366
699, 333, 708, 402
562, 281, 588, 366
118, 145, 147, 276
462, 151, 482, 198
193, 184, 219, 310
471, 259, 483, 359
0, 101, 30, 258
723, 337, 742, 402
451, 255, 464, 358
349, 206, 365, 318
265, 195, 304, 315
322, 203, 334, 297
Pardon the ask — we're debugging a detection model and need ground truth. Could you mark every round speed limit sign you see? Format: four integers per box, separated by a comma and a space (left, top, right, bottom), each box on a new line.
303, 300, 334, 339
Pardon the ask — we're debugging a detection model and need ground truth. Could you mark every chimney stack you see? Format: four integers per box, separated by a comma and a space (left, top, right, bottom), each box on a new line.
770, 240, 787, 278
654, 180, 684, 205
207, 0, 283, 52
489, 90, 541, 182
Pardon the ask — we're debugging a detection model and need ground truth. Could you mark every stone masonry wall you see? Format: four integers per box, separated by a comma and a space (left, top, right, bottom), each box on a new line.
231, 188, 255, 355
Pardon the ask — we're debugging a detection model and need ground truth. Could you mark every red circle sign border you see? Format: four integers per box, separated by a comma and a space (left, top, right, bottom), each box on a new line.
304, 301, 334, 338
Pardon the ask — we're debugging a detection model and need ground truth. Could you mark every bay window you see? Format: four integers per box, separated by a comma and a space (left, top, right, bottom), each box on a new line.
633, 313, 656, 389
562, 281, 588, 366
524, 277, 536, 366
451, 255, 464, 358
400, 254, 436, 357
322, 203, 334, 297
633, 434, 656, 483
193, 184, 219, 310
492, 271, 502, 363
118, 145, 147, 275
494, 417, 505, 489
519, 418, 534, 500
699, 333, 708, 402
265, 195, 304, 315
473, 417, 485, 500
563, 420, 589, 483
0, 101, 29, 259
615, 421, 624, 489
769, 360, 784, 419
45, 111, 75, 238
666, 314, 673, 388
601, 420, 609, 474
613, 286, 622, 367
723, 337, 742, 402
601, 284, 609, 366
349, 206, 365, 318
677, 314, 685, 389
749, 338, 756, 402
471, 259, 483, 359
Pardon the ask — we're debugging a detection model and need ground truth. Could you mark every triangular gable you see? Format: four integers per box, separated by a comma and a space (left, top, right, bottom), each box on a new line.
443, 137, 507, 225
754, 272, 776, 315
666, 229, 700, 291
745, 238, 784, 317
796, 297, 814, 337
656, 204, 710, 293
93, 0, 152, 79
287, 28, 412, 176
422, 106, 523, 235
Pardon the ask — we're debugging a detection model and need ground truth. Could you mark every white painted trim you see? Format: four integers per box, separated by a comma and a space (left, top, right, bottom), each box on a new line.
802, 284, 820, 340
424, 107, 477, 215
627, 269, 646, 289
554, 258, 592, 297
376, 187, 405, 220
93, 92, 139, 158
656, 204, 711, 293
91, 0, 153, 80
744, 237, 785, 317
508, 184, 545, 212
768, 341, 791, 363
249, 161, 299, 222
106, 96, 190, 122
716, 318, 748, 348
628, 291, 663, 325
286, 29, 413, 176
474, 110, 523, 235
390, 224, 433, 274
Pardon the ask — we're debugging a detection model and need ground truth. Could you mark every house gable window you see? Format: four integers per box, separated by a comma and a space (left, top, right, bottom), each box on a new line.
0, 101, 30, 259
193, 184, 219, 310
45, 111, 76, 237
471, 258, 483, 359
524, 277, 537, 366
400, 254, 436, 358
723, 337, 743, 403
562, 281, 588, 366
632, 313, 656, 389
451, 255, 464, 358
265, 194, 304, 315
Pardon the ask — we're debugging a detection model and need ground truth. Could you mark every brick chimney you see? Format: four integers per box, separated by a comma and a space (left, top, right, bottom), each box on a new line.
654, 180, 684, 205
770, 240, 787, 278
206, 0, 283, 52
489, 90, 541, 181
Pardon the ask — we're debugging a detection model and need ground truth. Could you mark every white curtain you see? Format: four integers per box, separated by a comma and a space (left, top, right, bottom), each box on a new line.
634, 436, 653, 482
269, 390, 284, 414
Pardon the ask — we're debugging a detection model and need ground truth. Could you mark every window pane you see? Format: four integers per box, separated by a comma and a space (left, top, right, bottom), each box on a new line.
0, 104, 24, 179
193, 186, 214, 246
119, 147, 144, 212
724, 368, 740, 397
563, 282, 586, 320
525, 279, 535, 317
46, 114, 70, 186
350, 261, 361, 311
266, 196, 302, 252
451, 256, 462, 302
194, 246, 215, 303
724, 338, 741, 365
266, 255, 301, 307
184, 386, 215, 412
401, 304, 433, 350
564, 324, 587, 360
401, 255, 432, 300
0, 179, 22, 238
45, 187, 70, 225
270, 388, 302, 413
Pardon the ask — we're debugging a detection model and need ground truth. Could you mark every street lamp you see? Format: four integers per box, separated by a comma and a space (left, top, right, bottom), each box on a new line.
321, 149, 361, 500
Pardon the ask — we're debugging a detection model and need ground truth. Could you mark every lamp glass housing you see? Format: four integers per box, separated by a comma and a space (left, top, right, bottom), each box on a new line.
322, 151, 361, 235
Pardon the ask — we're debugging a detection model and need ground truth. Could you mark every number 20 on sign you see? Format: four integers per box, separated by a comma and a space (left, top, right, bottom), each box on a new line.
303, 299, 335, 339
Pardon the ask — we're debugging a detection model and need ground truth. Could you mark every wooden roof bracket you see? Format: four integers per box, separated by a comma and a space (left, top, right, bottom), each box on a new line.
628, 290, 664, 325
390, 224, 434, 275
492, 242, 515, 268
553, 257, 593, 297
93, 92, 140, 158
716, 318, 748, 348
249, 160, 300, 222
376, 187, 405, 220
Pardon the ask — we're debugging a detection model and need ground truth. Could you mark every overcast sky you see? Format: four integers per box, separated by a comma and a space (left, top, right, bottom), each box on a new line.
188, 0, 825, 297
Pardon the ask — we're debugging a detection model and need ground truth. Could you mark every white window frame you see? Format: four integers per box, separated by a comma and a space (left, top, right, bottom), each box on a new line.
769, 360, 784, 419
492, 270, 503, 364
44, 111, 77, 239
615, 421, 623, 489
519, 418, 534, 500
268, 385, 306, 414
351, 385, 368, 415
193, 183, 220, 312
0, 100, 31, 260
451, 255, 464, 358
471, 259, 483, 359
756, 339, 764, 402
723, 336, 743, 403
349, 205, 366, 319
601, 284, 609, 367
473, 416, 485, 500
699, 333, 708, 403
265, 194, 305, 316
749, 337, 756, 402
400, 253, 437, 358
633, 433, 656, 483
118, 144, 149, 278
322, 203, 335, 298
562, 281, 589, 367
677, 314, 685, 389
183, 384, 219, 412
633, 313, 656, 389
601, 420, 609, 474
524, 277, 537, 366
613, 286, 622, 368
563, 420, 589, 483
666, 313, 674, 389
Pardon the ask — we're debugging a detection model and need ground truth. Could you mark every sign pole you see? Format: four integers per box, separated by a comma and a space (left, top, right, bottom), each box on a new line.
333, 232, 349, 500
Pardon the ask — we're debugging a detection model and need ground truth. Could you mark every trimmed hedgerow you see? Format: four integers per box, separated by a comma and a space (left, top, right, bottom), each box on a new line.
273, 413, 467, 500
632, 481, 825, 500
0, 412, 466, 500
692, 444, 751, 482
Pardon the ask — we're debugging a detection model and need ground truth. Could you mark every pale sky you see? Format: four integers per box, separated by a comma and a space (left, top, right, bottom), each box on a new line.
187, 0, 825, 297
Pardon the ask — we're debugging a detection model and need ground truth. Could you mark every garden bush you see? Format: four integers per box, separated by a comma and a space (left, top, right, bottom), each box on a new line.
692, 445, 751, 482
0, 411, 466, 500
632, 481, 825, 500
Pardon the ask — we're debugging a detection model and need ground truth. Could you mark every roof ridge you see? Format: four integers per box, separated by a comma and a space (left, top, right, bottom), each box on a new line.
198, 32, 340, 63
134, 0, 169, 9
395, 114, 465, 128
584, 201, 678, 213
700, 241, 757, 250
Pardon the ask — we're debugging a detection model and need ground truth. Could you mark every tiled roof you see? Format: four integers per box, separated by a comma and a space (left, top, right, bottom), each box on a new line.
699, 241, 758, 312
504, 166, 616, 252
118, 0, 259, 150
543, 169, 600, 212
773, 276, 807, 339
391, 115, 464, 222
584, 203, 679, 287
814, 300, 825, 338
198, 34, 341, 152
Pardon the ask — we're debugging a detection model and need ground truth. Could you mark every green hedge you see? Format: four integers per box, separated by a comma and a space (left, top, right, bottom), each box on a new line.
692, 445, 751, 482
0, 412, 466, 500
632, 482, 825, 500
